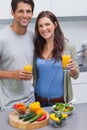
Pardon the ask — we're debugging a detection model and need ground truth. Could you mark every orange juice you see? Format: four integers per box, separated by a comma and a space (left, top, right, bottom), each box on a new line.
62, 55, 71, 69
24, 65, 32, 72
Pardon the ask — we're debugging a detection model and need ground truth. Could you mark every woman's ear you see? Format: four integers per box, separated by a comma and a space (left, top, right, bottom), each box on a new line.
54, 21, 57, 28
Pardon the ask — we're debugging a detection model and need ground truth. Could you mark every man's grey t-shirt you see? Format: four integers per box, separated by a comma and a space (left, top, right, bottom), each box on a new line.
0, 26, 35, 109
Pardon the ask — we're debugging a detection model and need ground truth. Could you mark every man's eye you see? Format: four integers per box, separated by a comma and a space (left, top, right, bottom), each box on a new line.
27, 10, 32, 13
19, 10, 24, 13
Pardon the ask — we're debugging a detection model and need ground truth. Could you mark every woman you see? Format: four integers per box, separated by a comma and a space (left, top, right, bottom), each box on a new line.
33, 11, 79, 107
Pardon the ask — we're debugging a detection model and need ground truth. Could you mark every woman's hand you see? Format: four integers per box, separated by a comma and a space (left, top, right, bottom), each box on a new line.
67, 59, 78, 76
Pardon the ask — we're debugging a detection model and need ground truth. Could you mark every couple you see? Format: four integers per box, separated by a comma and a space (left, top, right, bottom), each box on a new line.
0, 0, 79, 109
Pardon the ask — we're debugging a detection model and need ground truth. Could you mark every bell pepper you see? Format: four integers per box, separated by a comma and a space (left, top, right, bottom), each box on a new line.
50, 113, 60, 122
37, 114, 47, 121
36, 108, 47, 115
29, 101, 41, 112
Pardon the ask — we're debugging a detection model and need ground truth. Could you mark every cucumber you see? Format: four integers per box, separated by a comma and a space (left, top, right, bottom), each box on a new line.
23, 111, 36, 121
19, 111, 36, 120
29, 114, 42, 123
19, 114, 25, 119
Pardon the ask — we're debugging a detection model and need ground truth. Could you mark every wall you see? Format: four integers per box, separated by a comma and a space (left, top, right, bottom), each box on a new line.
60, 21, 87, 51
0, 21, 87, 52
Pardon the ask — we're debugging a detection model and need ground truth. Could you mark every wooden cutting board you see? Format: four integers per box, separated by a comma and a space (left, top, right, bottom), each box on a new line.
9, 110, 49, 129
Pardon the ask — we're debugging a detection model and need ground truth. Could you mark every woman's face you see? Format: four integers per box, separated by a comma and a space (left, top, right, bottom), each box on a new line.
38, 17, 56, 40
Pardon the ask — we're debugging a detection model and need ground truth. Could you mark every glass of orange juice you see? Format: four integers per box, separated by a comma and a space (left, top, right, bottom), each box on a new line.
24, 65, 32, 72
62, 55, 71, 69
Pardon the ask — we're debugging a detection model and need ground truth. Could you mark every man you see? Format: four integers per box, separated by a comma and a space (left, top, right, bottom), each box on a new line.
0, 0, 35, 109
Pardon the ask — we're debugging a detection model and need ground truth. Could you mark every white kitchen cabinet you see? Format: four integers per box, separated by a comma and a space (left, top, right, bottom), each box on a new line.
51, 0, 87, 17
0, 0, 87, 20
71, 72, 87, 104
0, 0, 12, 19
33, 0, 51, 18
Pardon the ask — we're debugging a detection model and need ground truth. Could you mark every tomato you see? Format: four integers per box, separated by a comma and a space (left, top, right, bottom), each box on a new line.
13, 104, 18, 109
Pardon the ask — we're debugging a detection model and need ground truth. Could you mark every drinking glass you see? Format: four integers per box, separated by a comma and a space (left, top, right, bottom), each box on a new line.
24, 65, 32, 72
62, 55, 71, 70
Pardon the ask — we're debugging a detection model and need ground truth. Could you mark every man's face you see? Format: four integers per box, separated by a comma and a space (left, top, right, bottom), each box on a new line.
12, 2, 33, 27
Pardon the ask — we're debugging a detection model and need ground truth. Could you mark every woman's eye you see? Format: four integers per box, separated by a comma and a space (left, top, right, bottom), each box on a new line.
45, 23, 50, 26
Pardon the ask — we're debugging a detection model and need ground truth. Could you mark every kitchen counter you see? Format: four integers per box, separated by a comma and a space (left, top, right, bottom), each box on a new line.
79, 66, 87, 72
0, 103, 87, 130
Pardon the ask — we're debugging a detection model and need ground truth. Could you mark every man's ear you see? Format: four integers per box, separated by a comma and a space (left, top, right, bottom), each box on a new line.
11, 10, 15, 17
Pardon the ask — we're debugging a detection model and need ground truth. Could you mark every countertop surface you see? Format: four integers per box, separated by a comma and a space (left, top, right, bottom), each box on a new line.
79, 66, 87, 72
0, 103, 87, 130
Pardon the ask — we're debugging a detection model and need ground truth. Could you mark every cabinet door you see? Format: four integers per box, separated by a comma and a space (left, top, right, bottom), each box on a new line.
72, 72, 87, 85
72, 84, 87, 104
0, 0, 11, 19
51, 0, 87, 17
72, 72, 87, 104
33, 0, 51, 18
